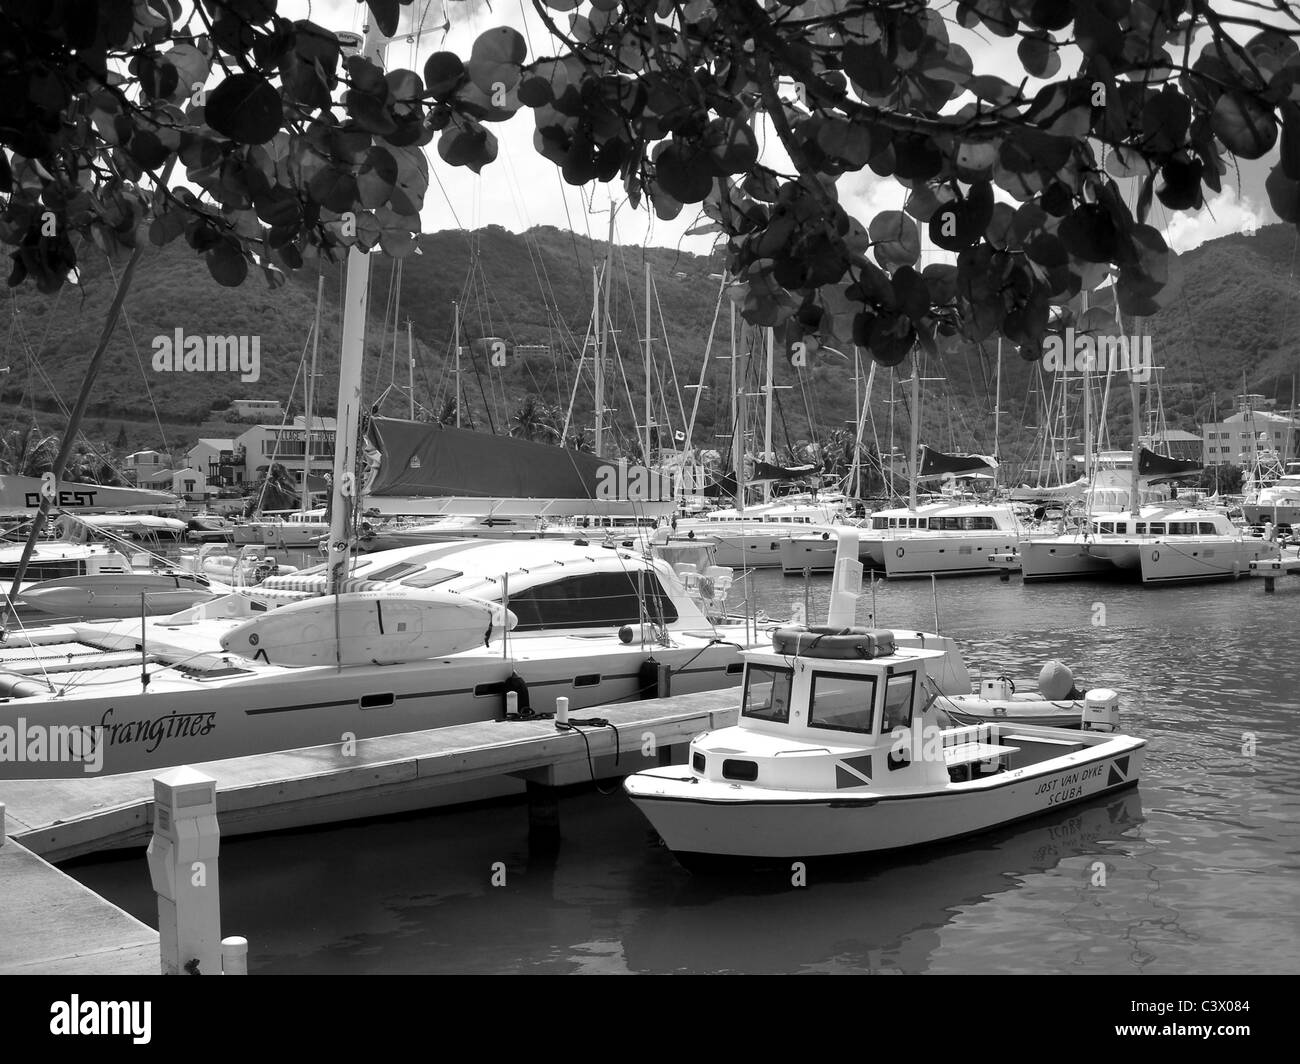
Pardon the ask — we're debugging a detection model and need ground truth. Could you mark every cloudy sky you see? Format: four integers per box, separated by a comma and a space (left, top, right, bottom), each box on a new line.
292, 0, 1279, 256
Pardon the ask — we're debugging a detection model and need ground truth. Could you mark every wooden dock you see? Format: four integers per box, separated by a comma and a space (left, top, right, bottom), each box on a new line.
0, 831, 158, 975
2, 688, 740, 862
1250, 552, 1300, 591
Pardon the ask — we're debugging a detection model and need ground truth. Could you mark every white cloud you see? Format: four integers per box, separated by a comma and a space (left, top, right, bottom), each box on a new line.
1162, 189, 1269, 253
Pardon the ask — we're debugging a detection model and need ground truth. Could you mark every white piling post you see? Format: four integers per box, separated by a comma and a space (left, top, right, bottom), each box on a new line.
146, 766, 222, 975
221, 936, 249, 975
555, 695, 569, 726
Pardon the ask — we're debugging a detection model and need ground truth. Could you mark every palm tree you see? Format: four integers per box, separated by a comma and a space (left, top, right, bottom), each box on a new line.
510, 395, 560, 442
0, 425, 59, 476
435, 395, 475, 430
243, 462, 300, 515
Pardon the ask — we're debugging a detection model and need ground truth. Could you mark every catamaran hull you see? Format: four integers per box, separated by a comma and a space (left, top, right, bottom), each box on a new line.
625, 741, 1144, 861
1138, 540, 1276, 584
1019, 540, 1123, 582
883, 534, 1019, 578
0, 639, 747, 779
779, 535, 838, 575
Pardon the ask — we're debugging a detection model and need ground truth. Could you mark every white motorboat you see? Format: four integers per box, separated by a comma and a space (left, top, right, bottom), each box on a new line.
624, 626, 1144, 866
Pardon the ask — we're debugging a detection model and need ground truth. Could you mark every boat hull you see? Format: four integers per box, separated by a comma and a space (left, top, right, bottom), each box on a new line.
0, 633, 750, 779
883, 534, 1019, 578
1137, 539, 1276, 584
934, 693, 1082, 729
1019, 539, 1122, 582
626, 739, 1144, 860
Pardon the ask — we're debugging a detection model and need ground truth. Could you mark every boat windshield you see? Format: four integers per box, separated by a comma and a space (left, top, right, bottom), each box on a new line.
808, 671, 878, 734
742, 664, 794, 723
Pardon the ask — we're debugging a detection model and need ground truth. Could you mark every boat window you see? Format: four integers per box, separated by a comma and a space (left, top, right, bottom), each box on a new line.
807, 671, 878, 734
871, 517, 889, 530
1097, 522, 1114, 534
400, 567, 464, 589
1114, 523, 1127, 534
742, 664, 794, 724
366, 561, 425, 582
1147, 523, 1166, 535
1199, 522, 1218, 534
1135, 523, 1146, 534
505, 570, 679, 631
880, 673, 916, 734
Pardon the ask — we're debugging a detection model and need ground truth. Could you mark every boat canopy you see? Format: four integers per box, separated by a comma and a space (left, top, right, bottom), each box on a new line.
918, 446, 998, 479
363, 417, 674, 516
1136, 446, 1202, 479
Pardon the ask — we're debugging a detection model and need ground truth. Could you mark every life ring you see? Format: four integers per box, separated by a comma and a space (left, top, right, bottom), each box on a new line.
896, 547, 904, 557
1152, 549, 1160, 562
771, 626, 895, 660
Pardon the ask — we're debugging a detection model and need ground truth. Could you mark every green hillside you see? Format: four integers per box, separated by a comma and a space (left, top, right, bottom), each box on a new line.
3, 221, 1298, 488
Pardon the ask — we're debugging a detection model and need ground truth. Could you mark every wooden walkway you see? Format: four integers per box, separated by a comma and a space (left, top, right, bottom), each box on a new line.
2, 688, 740, 862
0, 833, 157, 975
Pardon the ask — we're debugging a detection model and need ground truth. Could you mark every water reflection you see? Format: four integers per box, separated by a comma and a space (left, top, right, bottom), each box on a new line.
63, 572, 1300, 974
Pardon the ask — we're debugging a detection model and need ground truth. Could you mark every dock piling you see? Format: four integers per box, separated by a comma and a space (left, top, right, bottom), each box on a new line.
526, 779, 560, 854
146, 766, 223, 975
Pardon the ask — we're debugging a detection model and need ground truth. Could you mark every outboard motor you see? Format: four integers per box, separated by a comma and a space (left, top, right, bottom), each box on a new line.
1081, 688, 1121, 732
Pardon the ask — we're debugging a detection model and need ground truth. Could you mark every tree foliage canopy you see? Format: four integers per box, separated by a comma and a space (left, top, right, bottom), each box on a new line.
4, 0, 1300, 371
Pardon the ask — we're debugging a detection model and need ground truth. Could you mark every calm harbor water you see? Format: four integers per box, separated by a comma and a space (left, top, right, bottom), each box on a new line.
66, 570, 1300, 974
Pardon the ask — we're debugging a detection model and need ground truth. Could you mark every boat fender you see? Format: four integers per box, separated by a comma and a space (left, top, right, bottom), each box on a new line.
1037, 660, 1073, 700
896, 547, 904, 557
638, 656, 660, 700
503, 672, 531, 717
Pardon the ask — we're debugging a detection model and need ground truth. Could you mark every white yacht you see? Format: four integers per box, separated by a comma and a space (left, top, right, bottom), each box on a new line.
1243, 459, 1300, 528
1030, 506, 1276, 584
672, 498, 850, 569
0, 538, 760, 781
864, 502, 1022, 578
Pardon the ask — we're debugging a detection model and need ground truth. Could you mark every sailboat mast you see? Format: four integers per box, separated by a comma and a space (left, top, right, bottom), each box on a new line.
1129, 337, 1142, 516
644, 262, 652, 465
407, 320, 414, 420
763, 327, 775, 504
993, 339, 1001, 492
302, 274, 322, 514
327, 21, 387, 598
908, 351, 920, 510
453, 300, 461, 428
596, 210, 615, 458
731, 301, 743, 513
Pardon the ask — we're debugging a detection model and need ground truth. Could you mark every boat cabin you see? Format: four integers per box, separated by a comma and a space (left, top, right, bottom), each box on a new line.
688, 636, 975, 793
